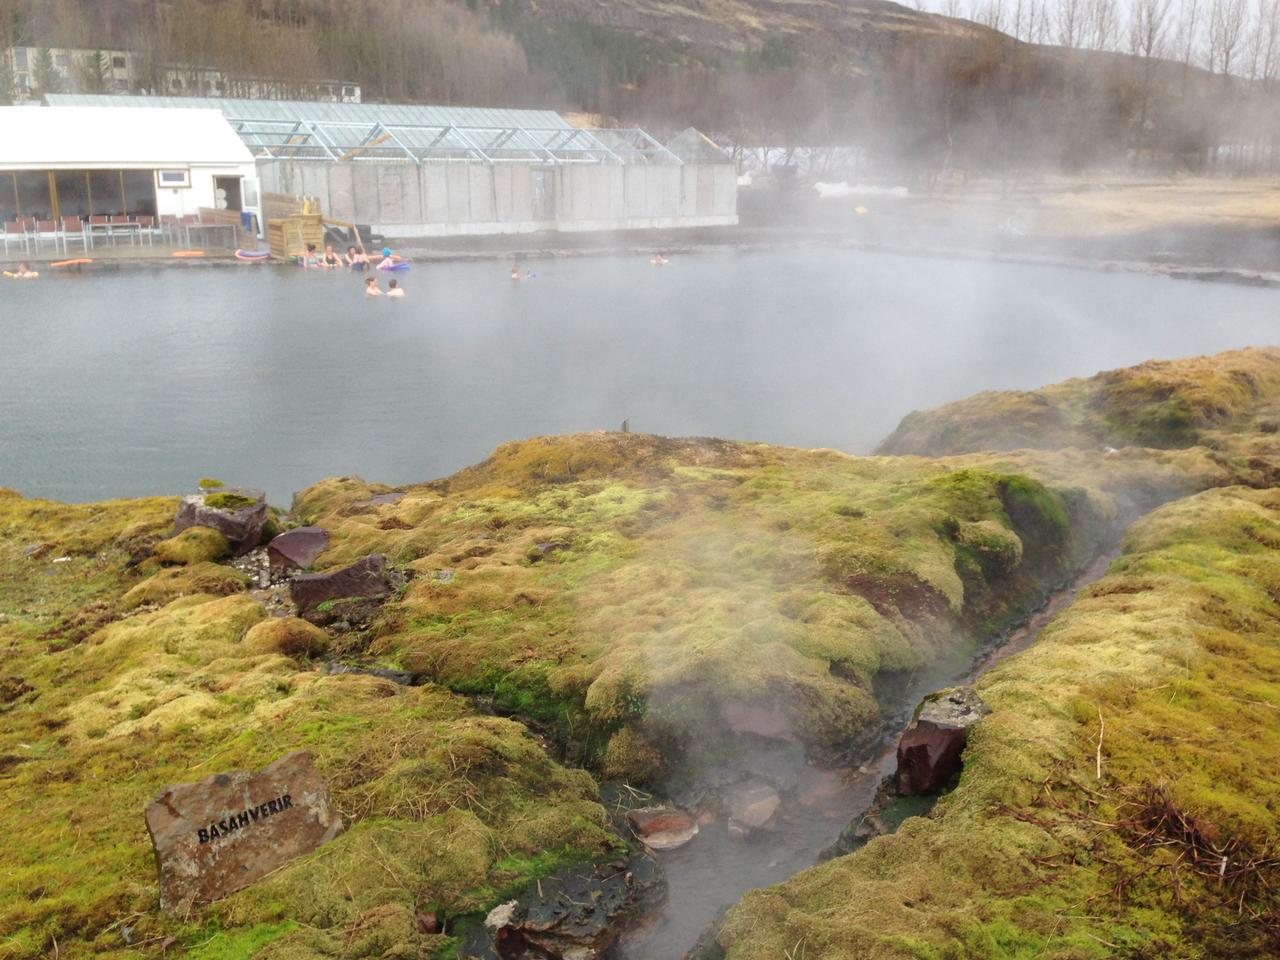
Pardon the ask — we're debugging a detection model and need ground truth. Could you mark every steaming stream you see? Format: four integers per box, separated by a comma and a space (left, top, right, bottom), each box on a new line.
614, 547, 1121, 959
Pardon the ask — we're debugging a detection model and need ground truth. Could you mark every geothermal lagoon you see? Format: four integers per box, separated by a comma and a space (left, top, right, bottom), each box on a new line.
3, 248, 1279, 503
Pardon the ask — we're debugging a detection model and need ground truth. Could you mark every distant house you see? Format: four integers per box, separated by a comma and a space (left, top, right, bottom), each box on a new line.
0, 106, 260, 225
1, 46, 360, 103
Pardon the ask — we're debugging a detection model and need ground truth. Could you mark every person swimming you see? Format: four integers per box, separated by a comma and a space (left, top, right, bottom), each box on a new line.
376, 247, 404, 270
386, 279, 405, 298
510, 265, 522, 281
322, 244, 341, 269
9, 262, 37, 279
346, 246, 370, 270
364, 277, 382, 296
650, 252, 669, 266
301, 244, 322, 269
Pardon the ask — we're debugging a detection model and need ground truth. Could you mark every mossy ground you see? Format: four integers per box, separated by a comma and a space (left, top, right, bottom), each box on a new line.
295, 435, 1153, 777
878, 346, 1280, 456
5, 347, 1280, 959
718, 484, 1280, 959
0, 494, 615, 959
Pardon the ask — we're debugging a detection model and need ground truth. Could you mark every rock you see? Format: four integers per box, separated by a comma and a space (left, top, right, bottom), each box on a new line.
144, 750, 342, 913
289, 554, 392, 613
266, 526, 329, 573
364, 492, 405, 506
242, 617, 329, 658
896, 686, 990, 795
173, 488, 269, 558
417, 910, 441, 935
323, 662, 417, 686
528, 540, 570, 562
626, 807, 699, 851
480, 857, 665, 960
726, 783, 781, 836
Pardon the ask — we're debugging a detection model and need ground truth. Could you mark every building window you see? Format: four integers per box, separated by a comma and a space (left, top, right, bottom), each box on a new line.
112, 55, 126, 68
16, 73, 29, 92
54, 53, 68, 67
13, 48, 27, 69
114, 78, 129, 91
156, 169, 190, 188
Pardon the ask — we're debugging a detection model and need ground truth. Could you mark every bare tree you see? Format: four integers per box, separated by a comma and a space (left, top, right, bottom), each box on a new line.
1058, 0, 1086, 47
1208, 0, 1247, 72
1087, 0, 1121, 48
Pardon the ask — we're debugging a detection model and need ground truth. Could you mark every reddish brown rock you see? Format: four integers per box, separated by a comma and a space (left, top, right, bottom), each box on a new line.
266, 526, 329, 573
626, 807, 699, 851
289, 554, 391, 613
727, 783, 781, 837
896, 686, 990, 795
144, 750, 342, 913
173, 489, 268, 557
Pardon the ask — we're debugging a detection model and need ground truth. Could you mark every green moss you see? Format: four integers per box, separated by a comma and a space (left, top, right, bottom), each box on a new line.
204, 492, 259, 511
153, 525, 230, 565
119, 561, 249, 609
184, 921, 298, 958
719, 485, 1280, 959
198, 478, 226, 491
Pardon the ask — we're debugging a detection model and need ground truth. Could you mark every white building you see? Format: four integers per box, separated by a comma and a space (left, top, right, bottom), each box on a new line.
2, 46, 360, 103
0, 106, 260, 226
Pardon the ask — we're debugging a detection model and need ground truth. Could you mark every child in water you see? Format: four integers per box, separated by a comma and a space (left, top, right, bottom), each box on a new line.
9, 262, 37, 279
364, 277, 382, 296
387, 279, 405, 298
510, 265, 521, 281
376, 247, 403, 270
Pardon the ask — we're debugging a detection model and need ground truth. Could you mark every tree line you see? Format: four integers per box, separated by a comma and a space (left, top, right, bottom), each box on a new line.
0, 0, 1276, 181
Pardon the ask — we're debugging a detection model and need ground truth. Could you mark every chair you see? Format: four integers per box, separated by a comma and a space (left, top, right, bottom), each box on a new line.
61, 216, 88, 253
32, 219, 62, 254
3, 221, 30, 255
133, 215, 157, 246
88, 214, 111, 247
110, 214, 137, 246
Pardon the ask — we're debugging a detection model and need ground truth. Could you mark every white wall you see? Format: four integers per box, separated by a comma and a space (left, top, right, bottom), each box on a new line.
257, 159, 738, 237
153, 161, 259, 219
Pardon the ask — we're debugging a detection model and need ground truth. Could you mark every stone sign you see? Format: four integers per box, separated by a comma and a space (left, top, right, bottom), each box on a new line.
145, 750, 342, 913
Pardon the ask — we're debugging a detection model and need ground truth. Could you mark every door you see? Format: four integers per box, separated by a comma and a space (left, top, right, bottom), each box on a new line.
214, 176, 243, 211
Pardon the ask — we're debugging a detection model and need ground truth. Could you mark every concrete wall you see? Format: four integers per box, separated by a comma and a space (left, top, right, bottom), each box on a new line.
257, 159, 737, 237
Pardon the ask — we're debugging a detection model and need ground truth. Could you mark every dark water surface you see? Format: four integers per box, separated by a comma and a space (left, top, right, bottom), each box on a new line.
2, 249, 1278, 504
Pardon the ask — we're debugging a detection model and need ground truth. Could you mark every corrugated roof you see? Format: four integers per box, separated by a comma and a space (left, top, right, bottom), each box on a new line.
0, 106, 254, 168
44, 94, 572, 130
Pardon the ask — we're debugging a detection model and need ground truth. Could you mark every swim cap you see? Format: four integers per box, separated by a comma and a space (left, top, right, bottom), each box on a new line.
382, 248, 391, 257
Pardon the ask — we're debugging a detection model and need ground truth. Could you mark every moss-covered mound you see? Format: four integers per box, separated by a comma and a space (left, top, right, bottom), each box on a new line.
718, 484, 1280, 959
153, 525, 230, 566
0, 495, 616, 959
878, 346, 1280, 455
294, 434, 1145, 775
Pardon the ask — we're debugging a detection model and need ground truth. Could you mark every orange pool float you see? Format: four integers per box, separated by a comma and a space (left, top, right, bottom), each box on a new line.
172, 250, 206, 258
50, 258, 93, 267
